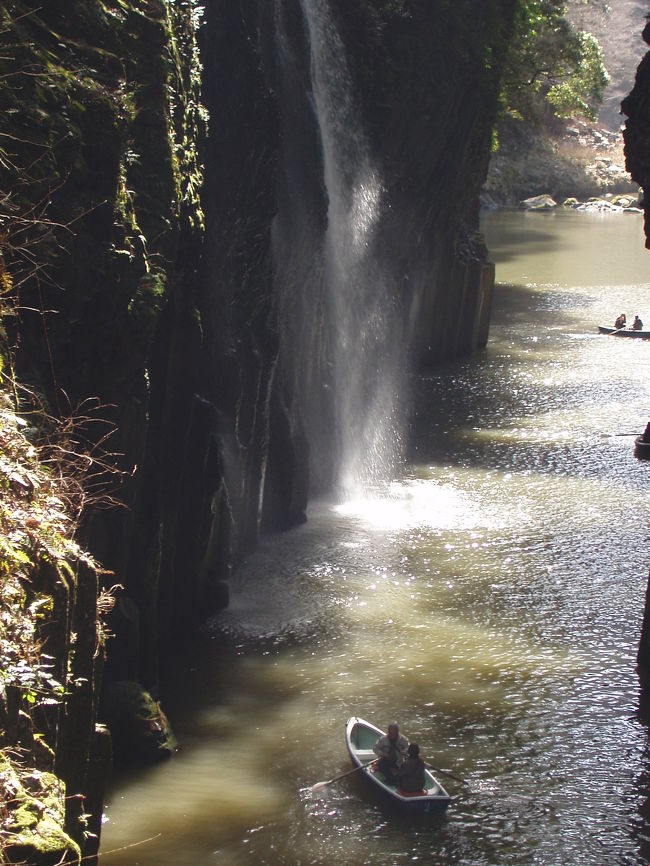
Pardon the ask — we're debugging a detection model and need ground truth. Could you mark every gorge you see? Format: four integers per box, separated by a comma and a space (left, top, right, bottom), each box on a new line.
2, 1, 650, 863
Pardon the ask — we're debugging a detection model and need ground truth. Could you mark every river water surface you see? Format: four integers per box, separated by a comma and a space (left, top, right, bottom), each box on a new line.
101, 210, 650, 866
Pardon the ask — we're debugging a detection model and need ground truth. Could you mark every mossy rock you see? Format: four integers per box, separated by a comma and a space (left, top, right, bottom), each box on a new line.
100, 680, 177, 764
0, 756, 81, 866
4, 815, 81, 866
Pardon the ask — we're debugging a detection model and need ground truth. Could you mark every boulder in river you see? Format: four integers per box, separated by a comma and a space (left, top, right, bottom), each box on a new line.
576, 198, 623, 212
100, 681, 177, 764
520, 194, 558, 210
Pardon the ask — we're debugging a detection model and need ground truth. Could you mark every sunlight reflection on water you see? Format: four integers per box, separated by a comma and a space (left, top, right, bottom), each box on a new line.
101, 211, 650, 866
334, 478, 501, 532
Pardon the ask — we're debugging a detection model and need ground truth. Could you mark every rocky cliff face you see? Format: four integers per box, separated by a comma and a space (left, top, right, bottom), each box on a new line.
346, 0, 514, 365
623, 21, 650, 251
269, 0, 515, 488
1, 0, 519, 857
623, 25, 650, 684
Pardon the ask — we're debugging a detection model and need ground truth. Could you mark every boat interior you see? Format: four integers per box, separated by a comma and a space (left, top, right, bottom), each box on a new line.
349, 724, 442, 795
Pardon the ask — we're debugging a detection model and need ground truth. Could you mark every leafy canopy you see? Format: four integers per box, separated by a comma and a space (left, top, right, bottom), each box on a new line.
502, 0, 609, 123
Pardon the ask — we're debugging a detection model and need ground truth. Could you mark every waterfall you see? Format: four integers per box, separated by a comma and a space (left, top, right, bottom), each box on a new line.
274, 0, 406, 496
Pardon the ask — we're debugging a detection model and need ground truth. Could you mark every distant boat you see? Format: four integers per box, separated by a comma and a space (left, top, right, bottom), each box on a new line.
345, 716, 451, 815
598, 325, 650, 339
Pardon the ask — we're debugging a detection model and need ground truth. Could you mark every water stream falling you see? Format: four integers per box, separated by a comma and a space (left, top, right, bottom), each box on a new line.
277, 0, 404, 495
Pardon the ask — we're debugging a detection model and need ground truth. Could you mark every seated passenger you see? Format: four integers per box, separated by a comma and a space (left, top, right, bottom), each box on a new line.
373, 721, 409, 784
615, 313, 626, 329
633, 315, 644, 331
397, 742, 426, 793
642, 421, 650, 443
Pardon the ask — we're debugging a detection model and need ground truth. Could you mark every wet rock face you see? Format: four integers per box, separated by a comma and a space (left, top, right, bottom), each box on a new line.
318, 0, 517, 364
622, 23, 650, 248
0, 753, 82, 866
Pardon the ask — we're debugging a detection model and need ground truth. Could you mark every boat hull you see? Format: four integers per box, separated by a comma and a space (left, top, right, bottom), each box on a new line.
345, 716, 451, 815
598, 325, 650, 338
635, 436, 650, 458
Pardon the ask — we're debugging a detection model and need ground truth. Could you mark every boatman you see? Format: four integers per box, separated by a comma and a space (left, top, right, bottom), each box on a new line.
373, 721, 409, 783
633, 314, 644, 331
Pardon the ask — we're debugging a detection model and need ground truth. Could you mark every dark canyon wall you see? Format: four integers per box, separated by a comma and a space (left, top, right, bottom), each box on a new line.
625, 22, 650, 685
328, 0, 514, 365
1, 0, 517, 858
3, 0, 516, 672
621, 23, 650, 690
623, 20, 650, 251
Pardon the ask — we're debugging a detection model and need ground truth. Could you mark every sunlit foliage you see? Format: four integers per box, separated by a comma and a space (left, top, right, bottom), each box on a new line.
502, 0, 609, 123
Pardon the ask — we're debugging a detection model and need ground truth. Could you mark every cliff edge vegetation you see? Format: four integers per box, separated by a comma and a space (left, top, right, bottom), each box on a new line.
484, 0, 637, 204
0, 381, 112, 864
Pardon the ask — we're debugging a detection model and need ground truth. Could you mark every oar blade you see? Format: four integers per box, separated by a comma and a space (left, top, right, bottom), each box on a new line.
309, 758, 375, 795
426, 763, 469, 787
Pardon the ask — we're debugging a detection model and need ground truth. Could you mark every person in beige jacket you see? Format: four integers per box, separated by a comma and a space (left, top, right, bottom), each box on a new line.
372, 721, 409, 784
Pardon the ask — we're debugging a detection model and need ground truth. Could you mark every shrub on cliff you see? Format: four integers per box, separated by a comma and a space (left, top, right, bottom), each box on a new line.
0, 384, 113, 864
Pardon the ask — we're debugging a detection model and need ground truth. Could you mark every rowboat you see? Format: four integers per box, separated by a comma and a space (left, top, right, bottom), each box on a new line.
345, 716, 451, 815
598, 325, 650, 339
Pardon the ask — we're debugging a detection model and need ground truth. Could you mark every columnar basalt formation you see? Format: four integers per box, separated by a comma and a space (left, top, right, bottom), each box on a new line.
323, 0, 512, 365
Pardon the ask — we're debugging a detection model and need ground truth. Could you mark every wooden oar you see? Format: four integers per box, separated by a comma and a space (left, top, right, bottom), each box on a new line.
425, 762, 469, 786
311, 759, 376, 792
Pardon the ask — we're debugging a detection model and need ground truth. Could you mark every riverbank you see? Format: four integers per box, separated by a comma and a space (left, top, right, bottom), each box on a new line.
485, 191, 642, 214
483, 119, 635, 208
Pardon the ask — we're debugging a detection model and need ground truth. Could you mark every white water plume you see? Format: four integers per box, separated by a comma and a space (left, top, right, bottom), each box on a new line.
299, 0, 405, 496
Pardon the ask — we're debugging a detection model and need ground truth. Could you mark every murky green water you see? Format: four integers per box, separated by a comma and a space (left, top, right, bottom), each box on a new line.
100, 210, 650, 866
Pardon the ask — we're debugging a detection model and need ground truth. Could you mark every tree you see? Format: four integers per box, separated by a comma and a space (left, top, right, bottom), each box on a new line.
501, 0, 609, 124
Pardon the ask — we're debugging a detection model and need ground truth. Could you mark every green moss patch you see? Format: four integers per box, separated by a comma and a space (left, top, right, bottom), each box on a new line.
1, 754, 81, 865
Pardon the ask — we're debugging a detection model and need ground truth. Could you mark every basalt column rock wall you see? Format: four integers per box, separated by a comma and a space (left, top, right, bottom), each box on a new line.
326, 0, 516, 366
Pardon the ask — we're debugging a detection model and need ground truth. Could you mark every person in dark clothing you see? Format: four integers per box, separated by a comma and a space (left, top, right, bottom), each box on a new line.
633, 315, 644, 331
397, 742, 426, 793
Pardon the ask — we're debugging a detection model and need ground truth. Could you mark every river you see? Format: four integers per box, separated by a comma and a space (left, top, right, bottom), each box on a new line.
100, 209, 650, 866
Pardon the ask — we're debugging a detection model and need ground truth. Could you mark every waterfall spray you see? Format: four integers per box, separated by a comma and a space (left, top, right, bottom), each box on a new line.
301, 0, 405, 495
276, 0, 406, 497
